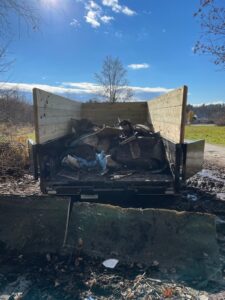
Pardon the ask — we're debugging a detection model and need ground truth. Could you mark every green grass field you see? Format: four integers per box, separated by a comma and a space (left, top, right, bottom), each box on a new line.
185, 125, 225, 146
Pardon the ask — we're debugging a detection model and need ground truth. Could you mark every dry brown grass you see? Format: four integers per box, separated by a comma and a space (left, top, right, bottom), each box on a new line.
0, 142, 29, 177
0, 123, 33, 177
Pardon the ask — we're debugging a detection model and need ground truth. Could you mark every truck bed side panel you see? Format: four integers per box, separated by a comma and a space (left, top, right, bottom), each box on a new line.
81, 102, 148, 126
33, 88, 82, 144
147, 86, 187, 143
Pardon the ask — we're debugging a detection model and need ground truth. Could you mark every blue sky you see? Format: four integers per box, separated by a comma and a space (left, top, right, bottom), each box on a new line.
0, 0, 224, 104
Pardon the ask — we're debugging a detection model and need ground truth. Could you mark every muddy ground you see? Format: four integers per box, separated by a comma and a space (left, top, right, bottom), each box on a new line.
0, 146, 225, 299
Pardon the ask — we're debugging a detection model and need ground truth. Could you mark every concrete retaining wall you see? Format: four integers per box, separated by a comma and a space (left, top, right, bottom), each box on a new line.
0, 196, 221, 282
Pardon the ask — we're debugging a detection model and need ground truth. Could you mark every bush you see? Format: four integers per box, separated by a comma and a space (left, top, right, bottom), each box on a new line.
0, 141, 29, 177
215, 117, 225, 126
0, 90, 33, 125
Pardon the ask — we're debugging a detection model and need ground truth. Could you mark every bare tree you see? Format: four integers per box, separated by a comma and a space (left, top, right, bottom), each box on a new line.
0, 89, 33, 124
0, 45, 13, 74
0, 0, 39, 77
0, 0, 39, 37
95, 56, 133, 103
194, 0, 225, 69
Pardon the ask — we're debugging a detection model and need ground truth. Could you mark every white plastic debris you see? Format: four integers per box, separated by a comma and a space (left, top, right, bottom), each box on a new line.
198, 295, 209, 300
102, 258, 119, 269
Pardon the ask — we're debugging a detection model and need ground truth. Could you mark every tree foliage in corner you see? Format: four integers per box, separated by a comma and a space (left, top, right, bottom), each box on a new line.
194, 0, 225, 69
95, 56, 133, 103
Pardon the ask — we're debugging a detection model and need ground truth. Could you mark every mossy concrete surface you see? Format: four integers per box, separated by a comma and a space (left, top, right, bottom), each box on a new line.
68, 202, 221, 281
0, 196, 221, 282
0, 195, 69, 253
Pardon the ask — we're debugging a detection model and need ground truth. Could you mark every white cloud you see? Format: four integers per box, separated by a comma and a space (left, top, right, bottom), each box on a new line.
62, 82, 102, 93
1, 82, 224, 105
70, 18, 80, 28
130, 86, 172, 93
128, 63, 150, 70
62, 82, 172, 95
121, 6, 135, 16
101, 15, 114, 23
81, 0, 135, 28
84, 0, 113, 27
0, 81, 172, 98
0, 82, 103, 96
84, 1, 101, 27
102, 0, 136, 16
85, 10, 101, 27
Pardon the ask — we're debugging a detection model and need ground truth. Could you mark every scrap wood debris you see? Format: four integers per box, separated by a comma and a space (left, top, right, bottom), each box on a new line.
61, 118, 168, 178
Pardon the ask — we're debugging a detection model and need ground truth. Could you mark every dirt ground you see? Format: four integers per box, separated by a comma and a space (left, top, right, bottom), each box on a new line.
0, 143, 225, 299
204, 143, 225, 169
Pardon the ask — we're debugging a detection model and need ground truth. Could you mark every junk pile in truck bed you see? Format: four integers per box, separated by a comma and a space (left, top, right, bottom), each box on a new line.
59, 118, 169, 181
32, 86, 205, 195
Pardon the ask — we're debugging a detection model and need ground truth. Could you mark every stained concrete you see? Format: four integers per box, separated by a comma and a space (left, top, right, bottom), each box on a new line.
0, 196, 221, 282
67, 202, 221, 281
0, 195, 69, 253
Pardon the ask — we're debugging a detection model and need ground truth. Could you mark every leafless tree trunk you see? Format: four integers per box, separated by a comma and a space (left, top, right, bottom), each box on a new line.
194, 0, 225, 69
95, 56, 133, 103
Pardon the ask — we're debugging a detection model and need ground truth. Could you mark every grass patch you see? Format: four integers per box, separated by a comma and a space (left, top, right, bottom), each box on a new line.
0, 123, 35, 143
185, 125, 225, 146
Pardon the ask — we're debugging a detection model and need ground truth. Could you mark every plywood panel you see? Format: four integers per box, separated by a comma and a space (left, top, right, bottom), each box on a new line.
82, 102, 148, 125
147, 86, 187, 143
33, 88, 81, 144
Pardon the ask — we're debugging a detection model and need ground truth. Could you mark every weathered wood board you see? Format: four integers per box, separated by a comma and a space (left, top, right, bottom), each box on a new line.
33, 88, 81, 144
147, 86, 187, 143
33, 87, 187, 144
82, 102, 148, 126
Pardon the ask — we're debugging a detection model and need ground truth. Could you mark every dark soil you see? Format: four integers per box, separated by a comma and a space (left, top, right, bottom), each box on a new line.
0, 250, 219, 300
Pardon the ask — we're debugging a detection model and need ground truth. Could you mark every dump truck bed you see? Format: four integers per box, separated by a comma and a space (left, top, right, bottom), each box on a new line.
45, 168, 174, 196
32, 86, 205, 196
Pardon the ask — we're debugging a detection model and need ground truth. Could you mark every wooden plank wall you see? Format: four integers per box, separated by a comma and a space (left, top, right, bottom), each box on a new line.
33, 88, 81, 144
147, 86, 187, 143
81, 102, 148, 126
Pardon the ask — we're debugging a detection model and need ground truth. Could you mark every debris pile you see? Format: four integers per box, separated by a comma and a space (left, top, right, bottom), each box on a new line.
0, 252, 217, 300
0, 174, 40, 195
61, 119, 168, 177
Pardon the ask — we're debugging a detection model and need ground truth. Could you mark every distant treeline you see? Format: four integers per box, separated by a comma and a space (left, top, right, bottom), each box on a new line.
0, 89, 224, 126
0, 90, 33, 125
187, 103, 225, 125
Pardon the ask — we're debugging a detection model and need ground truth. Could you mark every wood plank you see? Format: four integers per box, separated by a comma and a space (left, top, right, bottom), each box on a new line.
33, 88, 81, 144
82, 102, 148, 125
38, 107, 81, 118
147, 86, 187, 143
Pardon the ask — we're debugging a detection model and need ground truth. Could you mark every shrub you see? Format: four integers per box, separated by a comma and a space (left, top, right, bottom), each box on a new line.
0, 90, 33, 125
215, 117, 225, 126
0, 141, 29, 177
